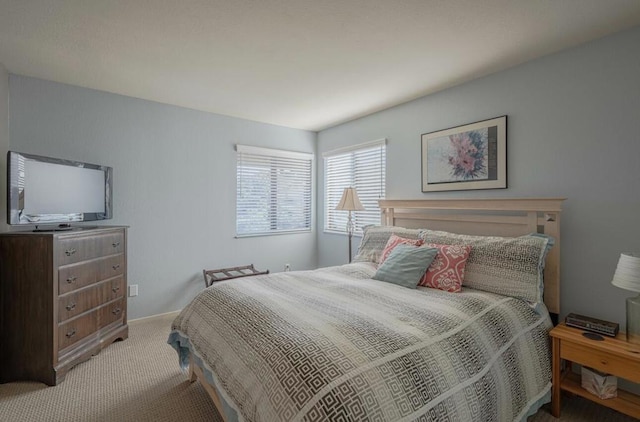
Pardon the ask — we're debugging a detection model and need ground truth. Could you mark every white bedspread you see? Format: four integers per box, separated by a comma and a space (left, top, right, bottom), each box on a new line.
169, 262, 552, 422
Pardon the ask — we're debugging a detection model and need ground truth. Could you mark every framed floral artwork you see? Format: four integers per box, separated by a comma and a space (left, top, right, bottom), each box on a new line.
421, 116, 507, 192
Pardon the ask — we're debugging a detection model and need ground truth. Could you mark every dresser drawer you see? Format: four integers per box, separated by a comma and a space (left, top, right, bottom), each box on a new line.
58, 255, 124, 294
58, 310, 98, 351
57, 231, 124, 265
98, 299, 125, 329
58, 276, 125, 322
101, 277, 125, 303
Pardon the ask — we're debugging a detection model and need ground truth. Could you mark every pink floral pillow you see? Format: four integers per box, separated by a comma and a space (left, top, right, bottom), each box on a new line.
378, 234, 424, 264
419, 243, 471, 292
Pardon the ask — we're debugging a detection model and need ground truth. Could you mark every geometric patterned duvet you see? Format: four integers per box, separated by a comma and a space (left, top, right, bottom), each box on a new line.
168, 262, 552, 422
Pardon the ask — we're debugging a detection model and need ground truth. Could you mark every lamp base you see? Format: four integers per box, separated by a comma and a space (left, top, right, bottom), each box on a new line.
347, 211, 354, 263
626, 294, 640, 344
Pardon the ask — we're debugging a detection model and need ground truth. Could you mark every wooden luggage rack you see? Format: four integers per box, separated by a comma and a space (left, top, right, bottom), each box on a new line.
202, 264, 269, 288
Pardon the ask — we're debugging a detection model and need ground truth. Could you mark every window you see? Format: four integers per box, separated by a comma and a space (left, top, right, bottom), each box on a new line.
236, 145, 313, 236
324, 139, 386, 235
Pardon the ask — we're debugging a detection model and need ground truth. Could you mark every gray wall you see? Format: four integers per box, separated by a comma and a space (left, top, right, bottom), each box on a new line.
318, 26, 640, 327
7, 75, 317, 319
0, 64, 8, 232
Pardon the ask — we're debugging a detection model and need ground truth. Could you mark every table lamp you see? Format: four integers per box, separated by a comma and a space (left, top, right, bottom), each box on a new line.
335, 187, 365, 263
611, 253, 640, 344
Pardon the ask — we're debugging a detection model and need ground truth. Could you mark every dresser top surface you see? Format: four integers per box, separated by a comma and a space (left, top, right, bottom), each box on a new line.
0, 226, 128, 238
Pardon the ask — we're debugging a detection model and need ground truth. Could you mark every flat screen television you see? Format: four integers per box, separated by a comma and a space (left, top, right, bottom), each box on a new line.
7, 151, 113, 228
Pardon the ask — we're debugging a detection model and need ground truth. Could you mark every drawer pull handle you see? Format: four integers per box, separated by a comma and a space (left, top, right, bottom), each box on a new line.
112, 264, 120, 270
66, 329, 76, 338
112, 307, 122, 315
66, 276, 77, 283
112, 242, 120, 248
65, 303, 76, 311
65, 248, 77, 256
112, 286, 120, 293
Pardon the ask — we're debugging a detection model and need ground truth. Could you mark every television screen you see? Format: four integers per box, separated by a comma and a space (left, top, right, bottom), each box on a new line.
7, 151, 113, 226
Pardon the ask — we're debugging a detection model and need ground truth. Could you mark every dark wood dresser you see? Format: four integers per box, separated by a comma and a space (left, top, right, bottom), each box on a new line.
0, 226, 128, 385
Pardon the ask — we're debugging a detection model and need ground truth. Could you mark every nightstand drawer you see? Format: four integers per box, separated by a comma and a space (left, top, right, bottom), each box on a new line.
562, 340, 640, 383
58, 255, 124, 294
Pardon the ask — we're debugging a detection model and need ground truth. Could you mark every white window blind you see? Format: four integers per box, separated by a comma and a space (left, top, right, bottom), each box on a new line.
236, 145, 313, 236
324, 139, 386, 235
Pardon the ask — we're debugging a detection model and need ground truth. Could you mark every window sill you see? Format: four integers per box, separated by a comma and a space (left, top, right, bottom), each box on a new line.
323, 230, 363, 237
236, 229, 312, 238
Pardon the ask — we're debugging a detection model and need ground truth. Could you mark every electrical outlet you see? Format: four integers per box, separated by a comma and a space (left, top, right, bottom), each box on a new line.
284, 263, 291, 272
128, 284, 138, 297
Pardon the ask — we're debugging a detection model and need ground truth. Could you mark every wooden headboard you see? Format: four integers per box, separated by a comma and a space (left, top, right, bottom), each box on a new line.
378, 198, 565, 315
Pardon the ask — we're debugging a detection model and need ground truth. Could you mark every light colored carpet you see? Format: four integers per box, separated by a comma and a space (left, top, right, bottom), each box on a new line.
0, 312, 637, 422
0, 313, 221, 422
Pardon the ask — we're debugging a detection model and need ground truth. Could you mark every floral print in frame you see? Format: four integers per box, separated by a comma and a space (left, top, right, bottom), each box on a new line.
421, 116, 507, 192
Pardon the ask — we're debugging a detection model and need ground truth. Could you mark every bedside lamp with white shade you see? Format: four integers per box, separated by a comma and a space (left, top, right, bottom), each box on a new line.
611, 253, 640, 344
335, 187, 365, 263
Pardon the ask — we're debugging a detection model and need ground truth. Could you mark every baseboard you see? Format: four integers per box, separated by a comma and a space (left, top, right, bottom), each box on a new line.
129, 309, 181, 323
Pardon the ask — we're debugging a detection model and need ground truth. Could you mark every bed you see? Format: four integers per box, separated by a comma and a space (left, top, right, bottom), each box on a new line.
169, 198, 564, 421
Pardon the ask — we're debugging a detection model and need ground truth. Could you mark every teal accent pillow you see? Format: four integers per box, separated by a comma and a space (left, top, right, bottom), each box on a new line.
372, 244, 438, 289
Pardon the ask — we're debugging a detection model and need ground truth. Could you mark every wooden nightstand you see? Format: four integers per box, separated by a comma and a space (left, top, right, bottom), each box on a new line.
550, 323, 640, 419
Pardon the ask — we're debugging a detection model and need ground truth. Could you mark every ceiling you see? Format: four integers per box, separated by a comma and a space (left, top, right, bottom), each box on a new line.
1, 1, 640, 132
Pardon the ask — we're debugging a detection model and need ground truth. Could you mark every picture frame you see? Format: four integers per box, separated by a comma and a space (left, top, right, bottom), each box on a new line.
421, 115, 507, 192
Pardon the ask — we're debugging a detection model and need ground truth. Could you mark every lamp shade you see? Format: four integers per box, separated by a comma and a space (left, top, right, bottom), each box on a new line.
335, 187, 365, 211
611, 253, 640, 293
